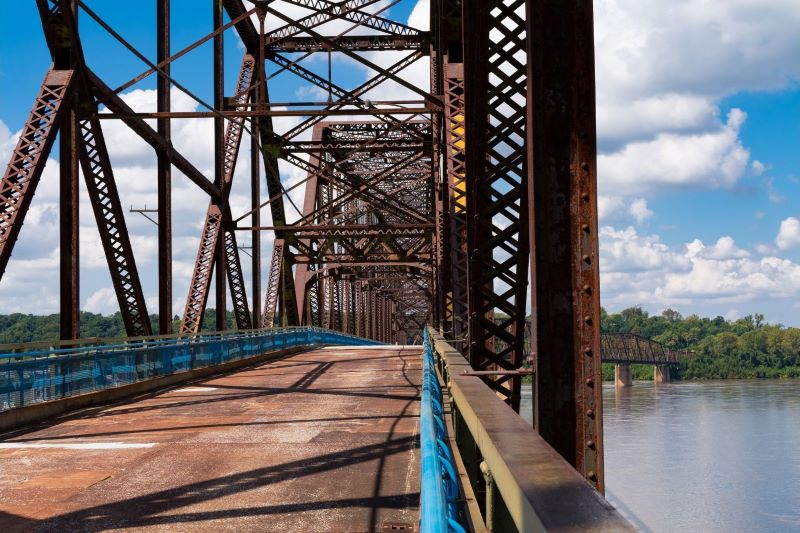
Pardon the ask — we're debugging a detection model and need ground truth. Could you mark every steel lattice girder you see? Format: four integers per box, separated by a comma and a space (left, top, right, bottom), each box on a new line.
180, 54, 255, 334
0, 70, 74, 278
463, 0, 530, 410
77, 115, 153, 337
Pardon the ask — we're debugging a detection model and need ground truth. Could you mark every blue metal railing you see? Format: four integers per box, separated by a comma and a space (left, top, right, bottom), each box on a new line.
420, 327, 465, 533
0, 327, 376, 412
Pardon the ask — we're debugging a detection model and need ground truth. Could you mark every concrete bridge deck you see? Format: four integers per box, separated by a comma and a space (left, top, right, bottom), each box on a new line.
0, 345, 422, 532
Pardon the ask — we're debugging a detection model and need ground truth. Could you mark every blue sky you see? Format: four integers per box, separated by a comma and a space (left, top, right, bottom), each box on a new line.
1, 0, 800, 325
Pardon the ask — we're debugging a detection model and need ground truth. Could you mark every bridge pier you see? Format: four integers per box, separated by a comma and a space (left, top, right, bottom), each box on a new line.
614, 364, 632, 387
654, 364, 672, 384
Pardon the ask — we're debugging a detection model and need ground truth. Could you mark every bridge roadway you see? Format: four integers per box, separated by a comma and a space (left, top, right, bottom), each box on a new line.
0, 345, 422, 532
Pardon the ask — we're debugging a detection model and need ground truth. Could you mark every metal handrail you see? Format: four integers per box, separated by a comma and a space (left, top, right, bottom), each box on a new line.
427, 326, 635, 533
420, 328, 465, 533
0, 327, 377, 412
0, 326, 369, 359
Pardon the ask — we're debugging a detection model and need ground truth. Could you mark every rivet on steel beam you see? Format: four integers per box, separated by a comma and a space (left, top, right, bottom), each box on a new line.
587, 471, 598, 481
587, 440, 596, 450
586, 408, 595, 418
585, 378, 594, 387
584, 347, 593, 357
582, 284, 592, 294
583, 315, 592, 325
581, 161, 590, 171
582, 254, 591, 264
581, 192, 590, 202
581, 223, 590, 233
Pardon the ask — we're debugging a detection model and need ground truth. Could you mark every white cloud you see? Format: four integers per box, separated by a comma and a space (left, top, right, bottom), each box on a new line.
601, 226, 800, 316
629, 198, 653, 224
598, 109, 750, 195
776, 217, 800, 250
84, 287, 119, 314
688, 236, 750, 260
594, 0, 800, 198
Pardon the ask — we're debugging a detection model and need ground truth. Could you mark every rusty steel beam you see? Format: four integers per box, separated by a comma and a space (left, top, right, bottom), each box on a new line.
224, 229, 252, 330
213, 0, 226, 332
269, 34, 427, 53
463, 0, 530, 410
0, 70, 75, 280
157, 0, 172, 334
180, 55, 255, 334
76, 116, 152, 337
60, 90, 80, 342
251, 116, 261, 328
527, 0, 604, 491
263, 239, 285, 328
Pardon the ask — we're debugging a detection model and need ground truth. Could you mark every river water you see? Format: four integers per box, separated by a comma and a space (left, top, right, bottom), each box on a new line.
520, 380, 800, 532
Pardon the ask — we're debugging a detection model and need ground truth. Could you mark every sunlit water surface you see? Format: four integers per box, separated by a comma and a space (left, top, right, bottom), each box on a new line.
520, 380, 800, 532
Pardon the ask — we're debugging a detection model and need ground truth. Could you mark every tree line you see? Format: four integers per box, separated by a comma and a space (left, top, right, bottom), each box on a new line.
0, 310, 235, 345
2, 307, 800, 379
600, 307, 800, 380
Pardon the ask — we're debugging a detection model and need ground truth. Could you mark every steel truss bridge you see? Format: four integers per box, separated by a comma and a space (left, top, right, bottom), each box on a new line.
0, 1, 640, 530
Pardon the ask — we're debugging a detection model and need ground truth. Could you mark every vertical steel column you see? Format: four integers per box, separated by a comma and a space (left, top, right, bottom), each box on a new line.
213, 0, 226, 331
60, 105, 79, 341
527, 0, 604, 491
250, 115, 261, 328
59, 0, 79, 341
157, 0, 172, 333
442, 0, 466, 346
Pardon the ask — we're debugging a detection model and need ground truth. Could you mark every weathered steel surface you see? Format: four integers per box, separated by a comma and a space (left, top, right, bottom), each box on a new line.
463, 0, 530, 409
430, 329, 635, 532
0, 346, 421, 531
77, 116, 152, 337
527, 0, 604, 490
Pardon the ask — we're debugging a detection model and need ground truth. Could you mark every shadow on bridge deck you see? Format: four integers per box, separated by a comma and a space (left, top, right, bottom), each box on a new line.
0, 345, 422, 532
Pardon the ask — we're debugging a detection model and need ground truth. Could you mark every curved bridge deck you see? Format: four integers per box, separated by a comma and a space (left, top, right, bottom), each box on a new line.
0, 345, 422, 532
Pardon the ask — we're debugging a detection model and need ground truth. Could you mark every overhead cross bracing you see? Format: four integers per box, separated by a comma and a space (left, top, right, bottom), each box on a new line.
1, 0, 606, 491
